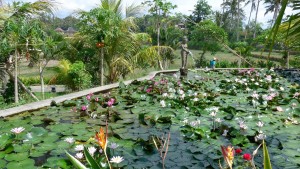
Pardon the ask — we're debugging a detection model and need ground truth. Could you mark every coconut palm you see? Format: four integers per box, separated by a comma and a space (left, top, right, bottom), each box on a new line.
221, 0, 245, 41
253, 0, 261, 38
264, 0, 282, 26
244, 0, 256, 39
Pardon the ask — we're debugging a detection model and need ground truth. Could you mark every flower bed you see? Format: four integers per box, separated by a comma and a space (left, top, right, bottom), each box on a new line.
0, 69, 299, 168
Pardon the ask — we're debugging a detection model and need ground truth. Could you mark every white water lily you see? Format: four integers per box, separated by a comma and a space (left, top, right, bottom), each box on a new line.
74, 145, 84, 151
206, 107, 219, 112
215, 118, 222, 123
75, 152, 84, 159
88, 146, 97, 156
110, 156, 124, 164
160, 100, 166, 107
222, 130, 228, 136
266, 75, 272, 82
256, 121, 264, 128
269, 88, 275, 92
252, 92, 259, 99
255, 132, 266, 142
239, 120, 248, 130
276, 106, 283, 112
168, 88, 176, 93
193, 97, 199, 102
182, 118, 188, 124
109, 142, 119, 149
190, 120, 201, 127
180, 94, 185, 100
64, 137, 75, 144
140, 95, 146, 99
162, 93, 168, 97
11, 127, 25, 134
280, 87, 284, 91
210, 112, 217, 117
178, 89, 184, 95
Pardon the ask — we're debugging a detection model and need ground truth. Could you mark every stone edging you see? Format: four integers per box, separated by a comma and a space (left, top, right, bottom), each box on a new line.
0, 69, 178, 117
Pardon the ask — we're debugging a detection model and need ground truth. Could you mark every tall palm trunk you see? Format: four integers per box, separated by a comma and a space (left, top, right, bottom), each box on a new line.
253, 0, 260, 38
245, 1, 255, 40
156, 8, 163, 70
237, 0, 240, 41
14, 48, 19, 103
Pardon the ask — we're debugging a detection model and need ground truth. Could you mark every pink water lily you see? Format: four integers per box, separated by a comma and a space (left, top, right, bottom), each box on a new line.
11, 127, 25, 134
81, 105, 87, 111
107, 98, 115, 107
146, 88, 152, 93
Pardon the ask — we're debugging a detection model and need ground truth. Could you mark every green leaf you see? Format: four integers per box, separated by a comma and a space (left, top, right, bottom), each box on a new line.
263, 140, 272, 169
6, 159, 35, 169
83, 147, 101, 169
65, 151, 88, 169
0, 133, 14, 150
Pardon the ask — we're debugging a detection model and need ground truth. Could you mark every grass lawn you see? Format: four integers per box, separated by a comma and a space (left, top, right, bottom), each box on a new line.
19, 59, 59, 80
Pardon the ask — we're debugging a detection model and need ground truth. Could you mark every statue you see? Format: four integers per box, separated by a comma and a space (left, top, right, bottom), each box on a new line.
181, 36, 190, 69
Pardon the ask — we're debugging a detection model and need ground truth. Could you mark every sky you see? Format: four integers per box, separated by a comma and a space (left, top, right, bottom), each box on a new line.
4, 0, 294, 28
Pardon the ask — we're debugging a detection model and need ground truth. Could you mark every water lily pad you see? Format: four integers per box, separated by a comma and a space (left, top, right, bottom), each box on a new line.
5, 152, 28, 161
0, 133, 14, 150
0, 159, 6, 168
13, 143, 31, 153
6, 159, 35, 169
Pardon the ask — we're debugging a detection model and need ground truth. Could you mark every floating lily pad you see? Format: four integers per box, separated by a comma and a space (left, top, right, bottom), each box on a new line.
6, 159, 35, 169
5, 152, 28, 161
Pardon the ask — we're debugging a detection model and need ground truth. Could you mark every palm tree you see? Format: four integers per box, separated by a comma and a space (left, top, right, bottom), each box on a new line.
264, 0, 282, 26
143, 0, 177, 70
253, 0, 261, 38
222, 0, 245, 41
244, 0, 256, 39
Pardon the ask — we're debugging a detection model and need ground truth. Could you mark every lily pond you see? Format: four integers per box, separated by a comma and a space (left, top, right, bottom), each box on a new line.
0, 69, 300, 169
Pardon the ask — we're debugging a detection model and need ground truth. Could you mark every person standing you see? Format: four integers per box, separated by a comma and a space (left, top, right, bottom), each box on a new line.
210, 57, 218, 69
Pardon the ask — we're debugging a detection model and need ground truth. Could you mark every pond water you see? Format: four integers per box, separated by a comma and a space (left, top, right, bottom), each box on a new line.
0, 69, 299, 169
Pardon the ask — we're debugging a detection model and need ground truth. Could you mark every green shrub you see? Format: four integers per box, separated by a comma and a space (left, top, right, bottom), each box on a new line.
20, 76, 51, 86
290, 56, 300, 68
67, 61, 92, 91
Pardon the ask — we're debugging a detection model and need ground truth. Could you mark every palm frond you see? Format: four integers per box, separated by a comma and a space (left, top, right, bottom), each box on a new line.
125, 3, 144, 18
266, 0, 288, 60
